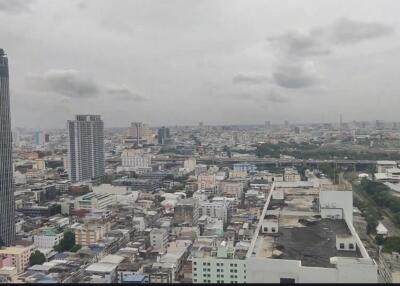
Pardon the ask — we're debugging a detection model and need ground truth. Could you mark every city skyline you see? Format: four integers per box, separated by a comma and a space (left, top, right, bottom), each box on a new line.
1, 1, 400, 283
1, 0, 400, 128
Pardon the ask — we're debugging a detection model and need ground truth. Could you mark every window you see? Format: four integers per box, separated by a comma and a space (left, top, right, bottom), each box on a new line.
194, 268, 197, 271
203, 262, 207, 266
217, 269, 220, 272
194, 262, 197, 265
193, 279, 197, 282
272, 227, 276, 233
339, 243, 345, 249
208, 263, 211, 266
349, 243, 354, 249
194, 273, 197, 277
280, 278, 295, 284
203, 268, 207, 272
264, 227, 268, 232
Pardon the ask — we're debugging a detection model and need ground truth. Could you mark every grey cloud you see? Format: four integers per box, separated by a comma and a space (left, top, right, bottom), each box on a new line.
266, 90, 288, 103
77, 1, 87, 10
273, 61, 320, 89
0, 0, 35, 13
228, 90, 288, 104
105, 85, 145, 102
321, 18, 394, 45
26, 70, 145, 102
26, 69, 100, 99
268, 18, 394, 58
268, 31, 330, 57
266, 18, 393, 90
232, 73, 271, 85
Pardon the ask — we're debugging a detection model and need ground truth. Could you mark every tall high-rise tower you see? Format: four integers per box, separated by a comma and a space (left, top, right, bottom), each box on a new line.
67, 115, 105, 183
0, 49, 16, 246
127, 122, 142, 145
158, 126, 170, 145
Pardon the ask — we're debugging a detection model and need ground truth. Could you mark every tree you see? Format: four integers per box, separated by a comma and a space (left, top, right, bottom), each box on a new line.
383, 237, 400, 253
54, 230, 75, 252
375, 235, 385, 246
30, 250, 46, 266
70, 244, 82, 252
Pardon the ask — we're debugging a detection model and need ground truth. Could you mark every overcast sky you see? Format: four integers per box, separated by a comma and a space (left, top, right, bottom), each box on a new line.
1, 0, 400, 128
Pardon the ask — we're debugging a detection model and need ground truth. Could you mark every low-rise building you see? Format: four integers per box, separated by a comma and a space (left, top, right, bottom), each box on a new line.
199, 201, 228, 224
0, 245, 33, 274
220, 181, 243, 199
72, 223, 110, 246
74, 192, 116, 210
192, 239, 247, 284
117, 149, 152, 173
283, 167, 301, 182
377, 161, 398, 173
33, 228, 64, 250
233, 163, 256, 173
174, 198, 200, 226
150, 228, 169, 253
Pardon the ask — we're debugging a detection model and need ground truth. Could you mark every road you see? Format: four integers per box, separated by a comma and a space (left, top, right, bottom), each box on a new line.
150, 156, 379, 166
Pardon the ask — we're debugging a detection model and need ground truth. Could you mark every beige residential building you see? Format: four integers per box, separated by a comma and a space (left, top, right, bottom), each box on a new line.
0, 245, 33, 273
72, 223, 110, 246
220, 181, 243, 199
197, 175, 216, 190
283, 168, 301, 182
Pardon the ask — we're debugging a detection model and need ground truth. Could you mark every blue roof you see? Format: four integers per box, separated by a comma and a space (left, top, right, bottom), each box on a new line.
89, 245, 106, 253
53, 252, 69, 260
123, 274, 146, 283
37, 279, 58, 283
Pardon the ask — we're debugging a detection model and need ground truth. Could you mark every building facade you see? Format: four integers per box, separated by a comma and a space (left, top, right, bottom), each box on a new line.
74, 193, 116, 210
0, 246, 33, 274
199, 201, 228, 224
0, 49, 16, 246
158, 127, 170, 145
72, 223, 109, 246
33, 228, 64, 249
117, 149, 151, 173
233, 163, 256, 173
67, 115, 105, 183
150, 228, 169, 253
174, 199, 200, 226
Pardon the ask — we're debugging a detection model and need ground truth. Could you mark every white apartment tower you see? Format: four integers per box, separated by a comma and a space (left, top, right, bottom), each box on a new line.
68, 115, 105, 183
